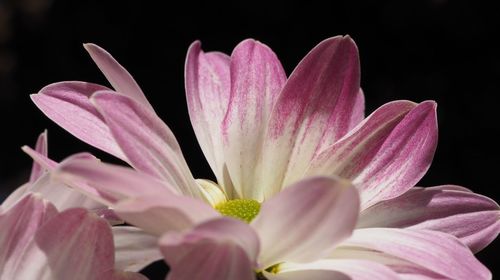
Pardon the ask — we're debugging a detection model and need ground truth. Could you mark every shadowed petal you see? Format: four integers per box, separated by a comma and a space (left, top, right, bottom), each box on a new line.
307, 100, 437, 209
258, 36, 362, 197
222, 39, 287, 200
160, 218, 258, 280
264, 259, 399, 280
84, 43, 154, 111
358, 186, 500, 253
344, 228, 491, 280
29, 131, 49, 183
185, 41, 232, 191
113, 226, 162, 272
31, 82, 126, 160
251, 176, 359, 268
91, 91, 203, 199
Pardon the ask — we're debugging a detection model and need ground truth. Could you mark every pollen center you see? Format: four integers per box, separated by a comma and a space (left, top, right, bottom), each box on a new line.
215, 199, 261, 223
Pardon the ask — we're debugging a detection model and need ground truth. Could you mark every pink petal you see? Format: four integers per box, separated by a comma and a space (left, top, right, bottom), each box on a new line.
113, 226, 162, 272
358, 185, 500, 253
264, 259, 399, 280
307, 100, 438, 209
1, 183, 30, 210
344, 228, 491, 280
251, 176, 360, 268
258, 36, 362, 196
113, 194, 220, 236
222, 39, 287, 200
185, 41, 232, 191
349, 88, 366, 130
84, 43, 154, 112
159, 218, 258, 280
31, 82, 127, 160
29, 131, 49, 183
22, 145, 58, 172
91, 91, 203, 199
0, 194, 58, 278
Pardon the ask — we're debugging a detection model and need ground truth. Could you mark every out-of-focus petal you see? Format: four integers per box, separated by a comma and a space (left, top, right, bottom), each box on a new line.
307, 100, 437, 209
251, 176, 359, 268
344, 228, 491, 280
91, 91, 203, 199
358, 186, 500, 253
185, 41, 232, 192
159, 218, 258, 280
84, 43, 154, 112
1, 183, 30, 211
31, 82, 126, 160
0, 194, 58, 279
113, 226, 162, 272
264, 259, 399, 280
29, 130, 49, 183
222, 39, 286, 200
259, 36, 361, 196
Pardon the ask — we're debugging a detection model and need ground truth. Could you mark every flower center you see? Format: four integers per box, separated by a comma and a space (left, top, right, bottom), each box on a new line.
214, 199, 261, 223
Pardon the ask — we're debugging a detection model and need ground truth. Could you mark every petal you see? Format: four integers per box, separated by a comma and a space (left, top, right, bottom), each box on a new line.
307, 100, 438, 209
29, 130, 49, 183
185, 41, 232, 191
344, 228, 491, 280
0, 194, 58, 278
91, 91, 203, 199
222, 39, 287, 200
159, 218, 258, 280
264, 259, 399, 280
83, 43, 154, 111
22, 145, 58, 171
349, 88, 366, 129
358, 186, 500, 253
251, 176, 360, 268
257, 36, 362, 198
1, 183, 30, 210
31, 81, 127, 160
113, 226, 162, 272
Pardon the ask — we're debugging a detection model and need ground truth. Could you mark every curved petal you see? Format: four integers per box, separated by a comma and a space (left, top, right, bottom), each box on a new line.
31, 81, 126, 160
344, 228, 491, 280
113, 226, 162, 272
29, 131, 49, 183
358, 186, 500, 253
259, 36, 361, 197
160, 218, 258, 280
222, 39, 287, 200
91, 91, 203, 199
84, 43, 154, 111
185, 41, 232, 191
307, 100, 438, 209
264, 259, 399, 280
349, 88, 365, 130
251, 176, 360, 268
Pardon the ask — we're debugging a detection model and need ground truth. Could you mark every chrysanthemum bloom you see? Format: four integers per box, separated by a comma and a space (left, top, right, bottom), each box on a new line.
0, 132, 159, 278
32, 36, 499, 279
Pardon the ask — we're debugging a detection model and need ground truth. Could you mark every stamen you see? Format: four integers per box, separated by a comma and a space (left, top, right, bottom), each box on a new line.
215, 199, 261, 223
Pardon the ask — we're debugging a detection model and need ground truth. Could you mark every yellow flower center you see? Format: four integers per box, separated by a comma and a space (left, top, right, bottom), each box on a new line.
215, 199, 261, 223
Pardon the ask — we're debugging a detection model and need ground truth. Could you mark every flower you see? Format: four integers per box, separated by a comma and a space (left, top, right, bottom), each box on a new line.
32, 36, 499, 279
0, 132, 159, 278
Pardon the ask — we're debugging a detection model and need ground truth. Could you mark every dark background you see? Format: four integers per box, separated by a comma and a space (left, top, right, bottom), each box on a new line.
1, 0, 498, 278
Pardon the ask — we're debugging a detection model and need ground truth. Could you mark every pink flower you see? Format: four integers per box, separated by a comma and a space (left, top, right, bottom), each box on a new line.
33, 36, 499, 279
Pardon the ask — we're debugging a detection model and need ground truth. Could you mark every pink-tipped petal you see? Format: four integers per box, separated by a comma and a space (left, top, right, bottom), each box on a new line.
257, 36, 362, 197
29, 131, 49, 182
185, 41, 232, 191
251, 176, 360, 268
349, 88, 366, 129
31, 82, 127, 160
358, 186, 500, 253
113, 194, 220, 236
0, 194, 58, 278
54, 156, 178, 205
264, 259, 399, 280
160, 218, 258, 280
307, 100, 437, 209
113, 226, 162, 272
83, 43, 154, 111
91, 91, 203, 199
344, 228, 491, 280
222, 39, 287, 200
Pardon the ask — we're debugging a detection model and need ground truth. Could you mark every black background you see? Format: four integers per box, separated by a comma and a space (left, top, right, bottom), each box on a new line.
0, 0, 498, 278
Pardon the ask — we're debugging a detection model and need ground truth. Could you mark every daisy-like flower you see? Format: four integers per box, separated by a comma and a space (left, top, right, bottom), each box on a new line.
32, 36, 499, 279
